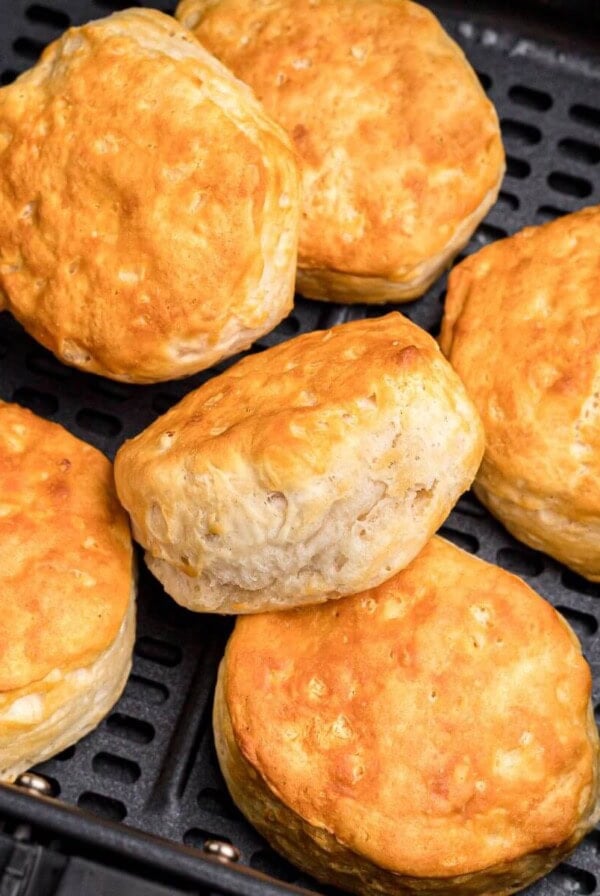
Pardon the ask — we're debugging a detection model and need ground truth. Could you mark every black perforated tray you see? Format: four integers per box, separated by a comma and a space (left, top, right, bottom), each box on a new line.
0, 2, 600, 894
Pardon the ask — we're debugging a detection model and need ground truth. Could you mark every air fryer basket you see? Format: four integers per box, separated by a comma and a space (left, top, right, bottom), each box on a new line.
0, 2, 599, 894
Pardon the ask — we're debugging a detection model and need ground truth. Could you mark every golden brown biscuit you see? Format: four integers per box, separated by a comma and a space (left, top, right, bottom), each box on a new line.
0, 401, 135, 780
115, 313, 483, 613
177, 0, 504, 304
440, 206, 600, 581
214, 536, 599, 896
0, 9, 300, 382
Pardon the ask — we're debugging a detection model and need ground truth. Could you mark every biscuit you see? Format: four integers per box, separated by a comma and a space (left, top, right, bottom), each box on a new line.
115, 313, 483, 613
0, 402, 135, 780
177, 0, 504, 304
440, 206, 600, 581
0, 9, 300, 382
214, 536, 599, 896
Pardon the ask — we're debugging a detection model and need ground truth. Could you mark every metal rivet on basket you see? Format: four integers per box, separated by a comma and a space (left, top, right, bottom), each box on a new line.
203, 839, 241, 863
14, 772, 54, 797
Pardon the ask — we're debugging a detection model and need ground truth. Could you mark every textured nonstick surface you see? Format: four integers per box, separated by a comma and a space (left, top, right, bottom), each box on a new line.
0, 2, 600, 894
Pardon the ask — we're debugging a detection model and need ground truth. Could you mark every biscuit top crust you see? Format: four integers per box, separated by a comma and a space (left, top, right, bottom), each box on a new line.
440, 205, 600, 515
177, 0, 503, 279
225, 536, 596, 877
115, 312, 479, 498
0, 402, 132, 694
0, 9, 298, 381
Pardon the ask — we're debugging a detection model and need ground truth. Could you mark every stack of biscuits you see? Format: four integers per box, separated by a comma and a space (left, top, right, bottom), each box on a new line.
0, 3, 598, 896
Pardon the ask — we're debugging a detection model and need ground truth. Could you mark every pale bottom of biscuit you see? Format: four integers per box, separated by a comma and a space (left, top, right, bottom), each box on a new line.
47, 295, 293, 384
143, 468, 460, 615
0, 591, 135, 782
214, 666, 597, 896
296, 176, 504, 304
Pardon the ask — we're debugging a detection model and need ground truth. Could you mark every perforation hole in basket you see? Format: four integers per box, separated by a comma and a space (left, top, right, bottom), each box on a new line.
508, 84, 553, 111
426, 319, 441, 339
12, 36, 45, 62
197, 787, 240, 822
475, 70, 492, 92
546, 865, 596, 895
556, 606, 598, 638
474, 222, 507, 245
152, 393, 179, 415
76, 407, 122, 437
0, 70, 19, 86
548, 171, 592, 199
135, 636, 182, 667
245, 341, 269, 356
92, 752, 141, 785
439, 526, 479, 554
105, 712, 155, 745
501, 119, 542, 146
570, 103, 600, 130
535, 205, 569, 224
202, 738, 225, 783
558, 138, 600, 166
398, 307, 417, 324
12, 386, 58, 417
125, 674, 170, 705
453, 493, 486, 518
78, 792, 126, 822
506, 156, 531, 179
250, 849, 299, 884
54, 745, 76, 763
561, 570, 600, 598
277, 313, 302, 337
26, 351, 72, 380
496, 190, 520, 212
585, 829, 600, 853
496, 547, 545, 578
25, 4, 71, 29
183, 829, 232, 849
